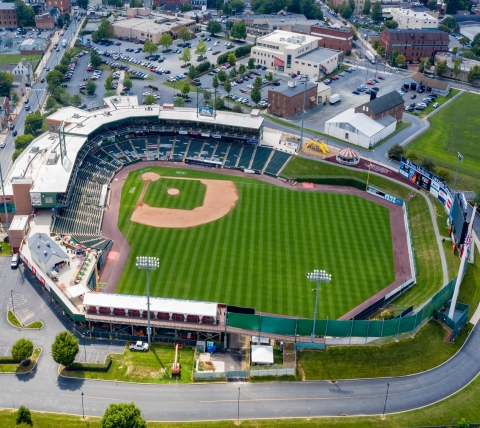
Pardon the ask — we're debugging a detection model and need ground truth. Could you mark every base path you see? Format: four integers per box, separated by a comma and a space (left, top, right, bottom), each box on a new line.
131, 173, 238, 228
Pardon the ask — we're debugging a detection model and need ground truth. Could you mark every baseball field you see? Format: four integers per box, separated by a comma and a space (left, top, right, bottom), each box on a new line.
115, 166, 395, 319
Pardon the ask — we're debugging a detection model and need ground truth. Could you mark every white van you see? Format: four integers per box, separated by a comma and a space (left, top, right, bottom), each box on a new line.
11, 254, 19, 269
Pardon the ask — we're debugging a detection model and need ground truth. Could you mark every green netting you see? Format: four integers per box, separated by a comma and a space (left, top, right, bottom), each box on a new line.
261, 316, 297, 336
227, 312, 260, 331
381, 319, 400, 337
326, 320, 352, 337
297, 319, 313, 336
314, 319, 328, 337
398, 316, 416, 334
368, 321, 383, 337
351, 320, 369, 337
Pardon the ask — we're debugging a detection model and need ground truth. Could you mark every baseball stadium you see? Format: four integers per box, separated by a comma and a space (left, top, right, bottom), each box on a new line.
0, 95, 471, 352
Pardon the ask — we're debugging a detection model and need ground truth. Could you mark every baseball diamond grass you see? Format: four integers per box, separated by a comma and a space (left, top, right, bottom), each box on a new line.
143, 178, 206, 210
406, 92, 480, 191
116, 166, 395, 319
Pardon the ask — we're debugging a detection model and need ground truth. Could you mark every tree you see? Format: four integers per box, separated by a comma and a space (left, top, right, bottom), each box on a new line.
340, 1, 352, 19
181, 2, 193, 12
178, 27, 191, 45
77, 0, 88, 8
0, 71, 14, 97
179, 48, 191, 65
453, 59, 462, 79
15, 0, 35, 27
104, 74, 113, 91
227, 53, 237, 65
181, 81, 190, 95
439, 24, 452, 34
266, 72, 273, 82
93, 19, 114, 42
222, 2, 232, 16
451, 46, 458, 55
251, 86, 261, 104
387, 143, 404, 161
212, 75, 219, 90
143, 94, 156, 105
377, 46, 386, 57
224, 79, 232, 95
174, 97, 185, 107
10, 91, 19, 104
300, 0, 323, 19
195, 40, 207, 56
363, 0, 371, 14
15, 134, 34, 150
418, 57, 431, 72
159, 34, 173, 51
254, 76, 262, 88
16, 406, 33, 426
195, 15, 199, 23
188, 65, 196, 80
421, 157, 435, 171
230, 21, 247, 40
210, 97, 224, 110
54, 63, 68, 75
86, 79, 97, 93
51, 331, 79, 368
142, 39, 158, 57
247, 58, 255, 71
70, 94, 82, 107
64, 12, 70, 23
445, 0, 461, 14
217, 70, 227, 82
101, 403, 146, 428
123, 75, 132, 90
232, 104, 242, 113
468, 64, 480, 81
435, 59, 448, 76
230, 0, 245, 13
383, 20, 398, 29
206, 20, 222, 36
90, 52, 103, 68
459, 36, 469, 47
405, 150, 419, 162
229, 67, 237, 78
372, 39, 380, 50
370, 1, 383, 22
24, 111, 44, 136
238, 64, 246, 74
203, 90, 212, 103
436, 168, 451, 181
12, 338, 34, 363
57, 15, 64, 29
442, 16, 457, 29
395, 54, 406, 67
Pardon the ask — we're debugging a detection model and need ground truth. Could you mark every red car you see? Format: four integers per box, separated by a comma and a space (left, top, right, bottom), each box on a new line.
150, 68, 156, 72
366, 80, 375, 85
115, 42, 121, 46
246, 74, 253, 78
253, 70, 260, 75
378, 75, 385, 80
330, 76, 338, 80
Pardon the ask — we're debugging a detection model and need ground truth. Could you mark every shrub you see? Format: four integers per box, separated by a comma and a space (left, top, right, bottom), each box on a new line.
217, 52, 229, 65
436, 167, 451, 181
16, 406, 33, 426
68, 357, 112, 372
405, 150, 419, 163
420, 157, 435, 172
196, 61, 211, 74
232, 104, 243, 113
387, 143, 404, 161
234, 44, 253, 58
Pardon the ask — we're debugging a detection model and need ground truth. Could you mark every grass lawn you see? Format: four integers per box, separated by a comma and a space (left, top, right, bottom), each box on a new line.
0, 348, 41, 374
0, 54, 41, 68
2, 363, 480, 426
297, 320, 469, 380
143, 178, 206, 210
60, 344, 194, 384
405, 88, 460, 118
0, 242, 12, 256
7, 310, 43, 329
458, 249, 480, 320
116, 166, 395, 319
394, 193, 443, 308
282, 156, 413, 200
163, 81, 196, 93
406, 92, 480, 190
442, 240, 461, 282
371, 120, 411, 149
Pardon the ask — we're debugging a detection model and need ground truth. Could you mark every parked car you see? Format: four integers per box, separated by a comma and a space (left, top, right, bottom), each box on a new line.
352, 90, 360, 95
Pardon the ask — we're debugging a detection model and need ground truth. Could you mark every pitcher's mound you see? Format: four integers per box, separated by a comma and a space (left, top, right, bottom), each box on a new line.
168, 188, 180, 195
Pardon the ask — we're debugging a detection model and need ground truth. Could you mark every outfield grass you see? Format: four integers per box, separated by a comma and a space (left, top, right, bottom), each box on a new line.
143, 178, 206, 210
394, 193, 443, 307
116, 167, 395, 319
60, 344, 193, 384
406, 92, 480, 190
283, 157, 412, 200
297, 320, 469, 380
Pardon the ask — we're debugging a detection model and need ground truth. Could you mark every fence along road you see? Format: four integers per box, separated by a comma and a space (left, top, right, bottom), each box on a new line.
0, 323, 479, 422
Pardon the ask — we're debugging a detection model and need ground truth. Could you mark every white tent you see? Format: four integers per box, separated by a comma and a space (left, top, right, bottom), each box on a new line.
67, 284, 90, 299
251, 345, 274, 364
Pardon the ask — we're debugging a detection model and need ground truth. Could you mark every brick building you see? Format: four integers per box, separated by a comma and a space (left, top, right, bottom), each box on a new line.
0, 3, 18, 28
380, 29, 449, 63
35, 13, 55, 30
46, 0, 71, 13
268, 81, 319, 118
354, 91, 405, 122
292, 22, 353, 55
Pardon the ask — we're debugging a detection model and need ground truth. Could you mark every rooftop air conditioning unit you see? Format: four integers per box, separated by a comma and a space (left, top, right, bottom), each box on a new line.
73, 113, 80, 118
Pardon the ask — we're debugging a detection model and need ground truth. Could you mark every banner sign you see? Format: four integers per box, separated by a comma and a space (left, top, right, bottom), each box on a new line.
399, 157, 453, 214
367, 186, 404, 206
199, 107, 213, 117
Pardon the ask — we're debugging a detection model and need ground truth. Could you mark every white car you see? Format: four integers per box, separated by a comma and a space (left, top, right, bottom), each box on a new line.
143, 92, 151, 96
154, 94, 161, 99
231, 82, 237, 86
208, 47, 212, 51
247, 84, 253, 89
398, 91, 404, 96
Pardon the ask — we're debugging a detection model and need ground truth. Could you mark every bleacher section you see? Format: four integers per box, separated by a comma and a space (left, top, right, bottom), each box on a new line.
264, 151, 292, 176
131, 139, 146, 159
224, 143, 242, 168
116, 141, 139, 161
201, 141, 217, 160
186, 138, 204, 159
251, 146, 273, 172
213, 142, 230, 164
172, 137, 187, 161
237, 144, 255, 170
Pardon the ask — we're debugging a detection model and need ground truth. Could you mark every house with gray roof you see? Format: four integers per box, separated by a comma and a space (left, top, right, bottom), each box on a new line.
28, 233, 68, 275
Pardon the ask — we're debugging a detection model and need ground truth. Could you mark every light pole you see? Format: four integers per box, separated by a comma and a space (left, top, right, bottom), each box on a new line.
81, 392, 84, 420
453, 152, 463, 191
382, 383, 390, 419
136, 256, 159, 346
237, 387, 240, 423
306, 269, 332, 343
299, 75, 308, 152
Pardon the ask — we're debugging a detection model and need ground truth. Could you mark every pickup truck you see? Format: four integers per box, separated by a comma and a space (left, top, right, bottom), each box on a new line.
129, 341, 149, 352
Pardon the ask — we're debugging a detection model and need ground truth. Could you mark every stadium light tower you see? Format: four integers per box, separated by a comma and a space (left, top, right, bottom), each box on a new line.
136, 256, 159, 346
306, 269, 332, 343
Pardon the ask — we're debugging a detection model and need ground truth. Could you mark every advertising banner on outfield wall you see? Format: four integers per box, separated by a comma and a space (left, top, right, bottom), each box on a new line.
399, 157, 453, 214
367, 187, 404, 206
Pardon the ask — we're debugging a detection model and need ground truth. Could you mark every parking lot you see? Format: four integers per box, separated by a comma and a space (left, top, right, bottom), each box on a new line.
74, 339, 125, 364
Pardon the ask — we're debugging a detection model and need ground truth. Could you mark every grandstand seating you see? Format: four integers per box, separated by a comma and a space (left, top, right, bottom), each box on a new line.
264, 151, 292, 176
250, 146, 273, 172
172, 137, 187, 161
202, 141, 217, 160
213, 142, 230, 164
224, 143, 241, 167
237, 144, 255, 170
131, 139, 146, 159
186, 138, 204, 159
